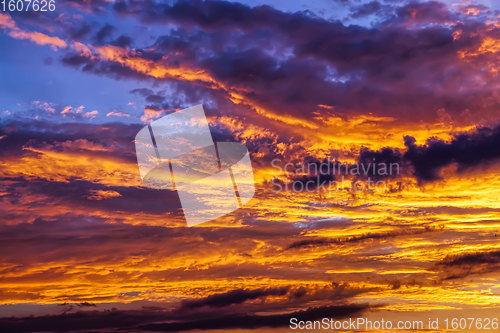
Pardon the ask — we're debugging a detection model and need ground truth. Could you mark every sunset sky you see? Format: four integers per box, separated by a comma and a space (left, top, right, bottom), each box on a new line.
0, 0, 499, 331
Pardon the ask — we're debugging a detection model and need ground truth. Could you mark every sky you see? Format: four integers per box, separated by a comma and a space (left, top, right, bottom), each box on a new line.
0, 0, 499, 332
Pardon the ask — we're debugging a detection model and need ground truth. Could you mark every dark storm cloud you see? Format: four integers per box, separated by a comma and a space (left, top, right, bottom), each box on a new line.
62, 45, 167, 81
442, 250, 500, 266
140, 92, 165, 104
51, 0, 499, 126
113, 0, 282, 30
187, 1, 493, 120
60, 53, 90, 67
114, 0, 458, 73
394, 1, 453, 24
95, 24, 115, 44
358, 147, 404, 177
146, 94, 165, 103
76, 302, 96, 307
68, 22, 92, 40
350, 1, 382, 18
326, 124, 500, 183
285, 225, 438, 250
180, 287, 289, 309
200, 48, 280, 83
436, 250, 500, 280
111, 35, 133, 47
61, 53, 152, 81
404, 125, 500, 181
130, 85, 206, 115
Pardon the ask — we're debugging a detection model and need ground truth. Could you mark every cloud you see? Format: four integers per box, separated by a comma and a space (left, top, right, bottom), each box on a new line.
26, 0, 491, 155
46, 0, 496, 134
84, 110, 99, 119
321, 124, 500, 183
1, 1, 499, 328
180, 287, 289, 309
0, 120, 140, 162
106, 111, 130, 117
285, 225, 438, 250
0, 14, 67, 49
95, 24, 114, 44
350, 1, 383, 18
436, 250, 500, 280
143, 304, 371, 331
404, 125, 500, 181
0, 13, 17, 30
394, 1, 453, 24
0, 303, 371, 332
140, 106, 166, 123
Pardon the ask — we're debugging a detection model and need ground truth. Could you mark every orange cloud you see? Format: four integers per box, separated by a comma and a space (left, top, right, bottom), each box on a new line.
140, 107, 169, 123
84, 110, 99, 118
0, 13, 17, 30
87, 190, 122, 200
106, 111, 130, 117
96, 45, 217, 85
0, 13, 67, 49
8, 30, 67, 48
458, 31, 500, 74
